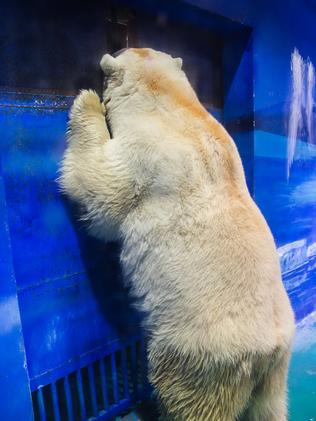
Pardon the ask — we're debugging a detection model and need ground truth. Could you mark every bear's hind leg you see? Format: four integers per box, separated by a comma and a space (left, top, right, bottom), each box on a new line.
149, 345, 254, 421
154, 368, 253, 421
242, 351, 290, 421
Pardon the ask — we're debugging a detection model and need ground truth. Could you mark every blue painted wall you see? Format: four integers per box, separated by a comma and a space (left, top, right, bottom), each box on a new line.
0, 3, 252, 418
0, 167, 33, 419
0, 92, 142, 393
1, 0, 315, 418
186, 0, 316, 322
252, 2, 316, 322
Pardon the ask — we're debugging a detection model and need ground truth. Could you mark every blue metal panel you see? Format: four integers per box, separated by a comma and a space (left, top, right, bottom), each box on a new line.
0, 92, 142, 394
0, 178, 33, 418
1, 94, 82, 289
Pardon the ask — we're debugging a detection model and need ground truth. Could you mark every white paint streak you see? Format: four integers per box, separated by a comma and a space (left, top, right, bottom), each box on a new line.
288, 49, 315, 177
0, 296, 21, 334
288, 49, 304, 178
306, 58, 315, 144
293, 311, 316, 352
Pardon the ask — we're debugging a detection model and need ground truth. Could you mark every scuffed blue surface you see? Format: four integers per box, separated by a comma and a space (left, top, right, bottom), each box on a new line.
0, 93, 142, 391
255, 141, 316, 321
0, 178, 33, 418
1, 100, 80, 289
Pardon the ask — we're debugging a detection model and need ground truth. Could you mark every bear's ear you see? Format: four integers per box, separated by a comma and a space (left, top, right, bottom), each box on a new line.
174, 57, 183, 70
100, 54, 121, 75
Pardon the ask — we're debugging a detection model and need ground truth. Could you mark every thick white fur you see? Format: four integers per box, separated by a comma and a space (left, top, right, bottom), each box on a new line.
60, 48, 295, 420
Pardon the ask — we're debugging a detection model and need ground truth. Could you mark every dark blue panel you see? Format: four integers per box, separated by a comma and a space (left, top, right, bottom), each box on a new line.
119, 0, 250, 35
183, 0, 256, 26
223, 32, 254, 193
0, 1, 109, 93
136, 11, 224, 109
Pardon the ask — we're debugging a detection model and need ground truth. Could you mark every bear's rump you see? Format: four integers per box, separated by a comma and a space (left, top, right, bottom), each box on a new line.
148, 342, 288, 421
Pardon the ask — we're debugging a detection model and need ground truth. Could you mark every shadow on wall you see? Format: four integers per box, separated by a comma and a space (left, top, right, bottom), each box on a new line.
62, 201, 159, 419
62, 198, 145, 338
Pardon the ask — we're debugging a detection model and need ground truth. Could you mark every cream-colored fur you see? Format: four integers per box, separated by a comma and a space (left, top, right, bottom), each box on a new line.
60, 48, 295, 420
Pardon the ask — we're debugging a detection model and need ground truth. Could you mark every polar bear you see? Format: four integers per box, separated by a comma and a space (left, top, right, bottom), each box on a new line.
60, 48, 295, 421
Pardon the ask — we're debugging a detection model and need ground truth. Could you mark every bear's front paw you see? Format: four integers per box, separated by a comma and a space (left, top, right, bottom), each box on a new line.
70, 89, 105, 119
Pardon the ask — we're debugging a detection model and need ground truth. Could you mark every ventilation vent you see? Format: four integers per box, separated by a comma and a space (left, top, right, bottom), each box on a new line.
32, 338, 148, 421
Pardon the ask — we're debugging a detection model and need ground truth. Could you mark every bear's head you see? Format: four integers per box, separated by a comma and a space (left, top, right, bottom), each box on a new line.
99, 48, 197, 107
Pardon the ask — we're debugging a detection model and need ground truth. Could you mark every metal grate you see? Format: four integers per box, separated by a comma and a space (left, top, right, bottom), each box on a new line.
31, 338, 148, 421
